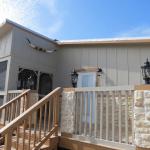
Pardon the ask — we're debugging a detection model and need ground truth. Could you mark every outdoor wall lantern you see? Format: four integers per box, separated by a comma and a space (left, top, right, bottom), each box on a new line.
71, 69, 78, 88
141, 58, 150, 84
27, 75, 35, 89
97, 68, 103, 76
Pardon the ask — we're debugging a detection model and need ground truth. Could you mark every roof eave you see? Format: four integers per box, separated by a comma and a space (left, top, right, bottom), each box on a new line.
59, 38, 150, 46
1, 19, 58, 45
0, 20, 13, 38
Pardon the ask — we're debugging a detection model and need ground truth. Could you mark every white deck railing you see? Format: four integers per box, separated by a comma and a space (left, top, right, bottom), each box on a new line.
0, 90, 30, 126
7, 90, 24, 101
74, 86, 134, 147
0, 90, 23, 103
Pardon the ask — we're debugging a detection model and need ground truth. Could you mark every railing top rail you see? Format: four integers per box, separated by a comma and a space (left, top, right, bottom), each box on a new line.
7, 90, 24, 94
75, 85, 134, 92
0, 89, 30, 111
0, 91, 6, 95
0, 87, 61, 136
135, 85, 150, 90
0, 90, 24, 96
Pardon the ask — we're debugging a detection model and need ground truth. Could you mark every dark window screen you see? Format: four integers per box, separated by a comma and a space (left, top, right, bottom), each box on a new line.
38, 73, 53, 95
17, 68, 38, 90
0, 61, 7, 90
0, 96, 4, 106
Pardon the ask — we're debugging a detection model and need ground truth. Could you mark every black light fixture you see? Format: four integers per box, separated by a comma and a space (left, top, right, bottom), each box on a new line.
71, 69, 78, 88
141, 58, 150, 84
27, 75, 34, 89
97, 68, 103, 76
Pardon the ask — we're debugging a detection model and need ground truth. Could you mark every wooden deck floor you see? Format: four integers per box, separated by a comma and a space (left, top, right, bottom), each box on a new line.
59, 136, 132, 150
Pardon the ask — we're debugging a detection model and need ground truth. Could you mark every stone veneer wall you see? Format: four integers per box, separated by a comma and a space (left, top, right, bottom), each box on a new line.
61, 90, 75, 133
134, 90, 150, 148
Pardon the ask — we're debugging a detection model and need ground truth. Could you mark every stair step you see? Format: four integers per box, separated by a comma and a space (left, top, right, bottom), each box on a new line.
0, 137, 57, 150
0, 145, 16, 150
11, 137, 50, 150
0, 144, 49, 150
0, 126, 58, 150
10, 135, 58, 150
18, 130, 48, 143
18, 128, 58, 143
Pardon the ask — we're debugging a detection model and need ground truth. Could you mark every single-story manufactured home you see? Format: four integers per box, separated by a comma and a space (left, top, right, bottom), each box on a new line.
0, 19, 150, 105
1, 19, 150, 150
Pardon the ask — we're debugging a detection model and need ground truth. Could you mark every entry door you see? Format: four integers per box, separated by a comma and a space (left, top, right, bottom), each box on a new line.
38, 73, 53, 99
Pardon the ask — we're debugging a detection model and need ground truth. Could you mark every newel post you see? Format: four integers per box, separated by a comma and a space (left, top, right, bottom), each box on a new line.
134, 85, 150, 150
4, 131, 12, 150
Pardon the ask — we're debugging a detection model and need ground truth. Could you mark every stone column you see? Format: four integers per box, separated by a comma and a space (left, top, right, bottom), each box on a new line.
134, 89, 150, 150
61, 88, 76, 134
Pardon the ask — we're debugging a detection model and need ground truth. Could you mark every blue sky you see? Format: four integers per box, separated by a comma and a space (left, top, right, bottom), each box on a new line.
1, 0, 150, 40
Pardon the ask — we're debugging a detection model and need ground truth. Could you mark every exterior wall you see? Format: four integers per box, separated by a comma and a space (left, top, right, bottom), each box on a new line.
8, 27, 58, 90
0, 30, 12, 58
2, 24, 150, 89
56, 44, 150, 87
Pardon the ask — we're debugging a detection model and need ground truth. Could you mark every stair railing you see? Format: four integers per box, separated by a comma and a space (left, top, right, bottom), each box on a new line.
0, 89, 30, 126
0, 87, 61, 150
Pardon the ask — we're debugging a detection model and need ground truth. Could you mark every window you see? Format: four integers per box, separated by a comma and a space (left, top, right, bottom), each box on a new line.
38, 73, 53, 97
17, 68, 53, 100
77, 72, 96, 87
0, 96, 4, 106
0, 61, 7, 90
17, 68, 38, 90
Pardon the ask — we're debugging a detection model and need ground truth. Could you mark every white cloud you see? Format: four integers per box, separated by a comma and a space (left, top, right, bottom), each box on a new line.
41, 0, 59, 16
116, 26, 150, 38
0, 0, 38, 26
39, 0, 64, 37
0, 0, 63, 37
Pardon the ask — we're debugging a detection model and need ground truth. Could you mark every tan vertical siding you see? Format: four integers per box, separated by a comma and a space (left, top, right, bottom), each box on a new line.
0, 31, 12, 57
88, 47, 98, 67
8, 27, 57, 89
128, 47, 141, 85
117, 48, 128, 85
98, 47, 107, 86
57, 45, 150, 87
106, 47, 117, 86
81, 48, 89, 67
140, 46, 150, 84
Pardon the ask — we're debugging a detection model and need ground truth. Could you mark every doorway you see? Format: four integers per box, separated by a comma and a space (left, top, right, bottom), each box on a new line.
38, 73, 53, 99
